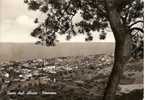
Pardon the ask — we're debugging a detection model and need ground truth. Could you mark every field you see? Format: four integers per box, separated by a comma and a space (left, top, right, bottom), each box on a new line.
0, 43, 143, 100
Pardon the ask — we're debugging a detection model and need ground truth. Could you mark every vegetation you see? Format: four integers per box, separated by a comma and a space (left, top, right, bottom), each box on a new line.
0, 55, 143, 100
24, 0, 144, 100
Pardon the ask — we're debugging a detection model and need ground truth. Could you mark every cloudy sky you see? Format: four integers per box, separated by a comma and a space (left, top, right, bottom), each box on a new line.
0, 0, 115, 43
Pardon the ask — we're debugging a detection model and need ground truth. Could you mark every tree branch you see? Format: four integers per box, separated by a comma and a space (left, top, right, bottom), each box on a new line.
129, 20, 144, 28
130, 27, 144, 33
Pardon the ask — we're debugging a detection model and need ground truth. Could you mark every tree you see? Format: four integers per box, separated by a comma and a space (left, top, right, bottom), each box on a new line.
24, 0, 144, 100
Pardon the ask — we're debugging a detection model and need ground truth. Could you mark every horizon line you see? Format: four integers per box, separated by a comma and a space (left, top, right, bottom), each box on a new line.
0, 41, 115, 43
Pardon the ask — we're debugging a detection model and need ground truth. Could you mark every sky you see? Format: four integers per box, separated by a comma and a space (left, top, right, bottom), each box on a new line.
0, 0, 115, 43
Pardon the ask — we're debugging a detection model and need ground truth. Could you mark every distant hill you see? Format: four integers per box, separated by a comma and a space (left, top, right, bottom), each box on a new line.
0, 42, 114, 62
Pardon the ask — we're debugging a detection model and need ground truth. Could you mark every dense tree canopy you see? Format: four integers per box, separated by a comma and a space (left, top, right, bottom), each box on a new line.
24, 0, 143, 46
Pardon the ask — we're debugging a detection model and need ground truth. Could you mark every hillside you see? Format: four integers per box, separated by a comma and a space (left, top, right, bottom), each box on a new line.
0, 54, 143, 100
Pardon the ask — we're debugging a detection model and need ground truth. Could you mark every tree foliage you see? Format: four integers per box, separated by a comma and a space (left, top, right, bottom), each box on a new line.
24, 0, 143, 45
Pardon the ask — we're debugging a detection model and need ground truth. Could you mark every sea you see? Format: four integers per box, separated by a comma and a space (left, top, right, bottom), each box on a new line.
0, 42, 115, 62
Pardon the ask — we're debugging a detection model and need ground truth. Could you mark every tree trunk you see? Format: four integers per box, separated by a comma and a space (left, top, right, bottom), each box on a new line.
103, 40, 128, 100
103, 0, 131, 100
